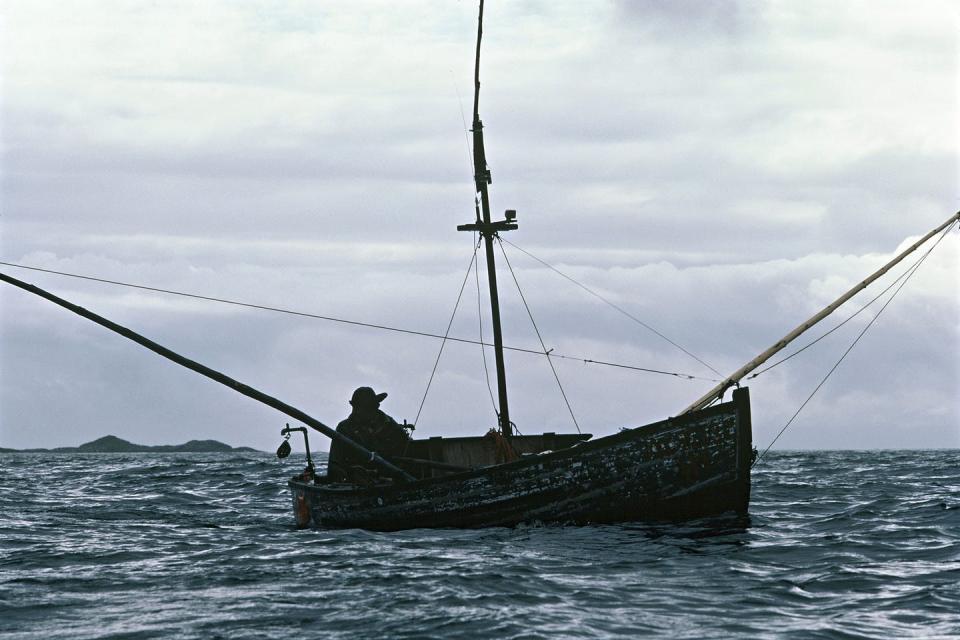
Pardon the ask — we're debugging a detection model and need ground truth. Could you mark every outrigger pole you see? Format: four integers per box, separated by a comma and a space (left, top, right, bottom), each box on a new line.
0, 271, 416, 482
457, 0, 518, 436
681, 210, 960, 415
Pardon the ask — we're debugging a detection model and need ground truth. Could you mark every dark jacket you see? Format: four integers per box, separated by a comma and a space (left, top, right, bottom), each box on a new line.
327, 409, 410, 482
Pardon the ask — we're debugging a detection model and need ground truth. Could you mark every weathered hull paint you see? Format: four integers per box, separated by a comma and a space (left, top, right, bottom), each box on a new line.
287, 388, 753, 531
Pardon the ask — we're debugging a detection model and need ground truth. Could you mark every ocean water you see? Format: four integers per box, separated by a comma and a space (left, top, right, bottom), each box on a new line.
1, 450, 958, 639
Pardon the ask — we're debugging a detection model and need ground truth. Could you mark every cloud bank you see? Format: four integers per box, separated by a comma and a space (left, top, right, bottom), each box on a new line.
2, 1, 957, 451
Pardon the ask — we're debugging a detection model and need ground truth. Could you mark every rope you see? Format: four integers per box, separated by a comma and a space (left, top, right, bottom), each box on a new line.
501, 238, 722, 377
0, 260, 716, 381
752, 221, 955, 465
498, 239, 581, 434
748, 221, 957, 380
413, 240, 481, 427
474, 235, 499, 417
484, 428, 518, 463
570, 357, 719, 381
478, 246, 721, 381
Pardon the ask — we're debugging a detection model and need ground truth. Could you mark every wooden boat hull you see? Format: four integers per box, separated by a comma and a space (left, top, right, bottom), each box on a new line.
288, 388, 753, 530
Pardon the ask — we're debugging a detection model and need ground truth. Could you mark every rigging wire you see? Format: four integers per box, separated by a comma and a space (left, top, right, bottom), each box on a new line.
413, 240, 482, 427
752, 220, 957, 466
748, 223, 957, 380
474, 235, 500, 417
0, 260, 717, 381
500, 238, 723, 377
498, 239, 581, 434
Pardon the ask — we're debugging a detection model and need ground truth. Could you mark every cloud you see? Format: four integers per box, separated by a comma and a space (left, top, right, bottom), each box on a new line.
610, 0, 762, 37
2, 1, 957, 451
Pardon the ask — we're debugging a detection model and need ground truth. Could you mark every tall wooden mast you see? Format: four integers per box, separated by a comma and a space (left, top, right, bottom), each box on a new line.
457, 0, 518, 436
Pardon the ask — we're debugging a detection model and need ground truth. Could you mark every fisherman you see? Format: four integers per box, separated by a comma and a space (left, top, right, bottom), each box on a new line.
326, 386, 410, 482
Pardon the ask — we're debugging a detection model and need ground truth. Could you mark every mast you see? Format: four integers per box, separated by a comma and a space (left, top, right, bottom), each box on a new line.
681, 210, 960, 415
457, 0, 518, 436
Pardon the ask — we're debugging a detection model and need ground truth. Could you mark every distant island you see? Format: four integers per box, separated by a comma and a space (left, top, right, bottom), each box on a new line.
0, 435, 261, 453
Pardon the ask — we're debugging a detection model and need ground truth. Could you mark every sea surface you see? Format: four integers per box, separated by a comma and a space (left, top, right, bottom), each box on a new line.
1, 450, 958, 639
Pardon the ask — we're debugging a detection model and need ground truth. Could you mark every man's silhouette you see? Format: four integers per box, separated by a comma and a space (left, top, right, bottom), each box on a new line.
327, 387, 410, 482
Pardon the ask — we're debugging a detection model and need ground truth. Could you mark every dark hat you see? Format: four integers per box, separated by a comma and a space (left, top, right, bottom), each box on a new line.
350, 386, 387, 407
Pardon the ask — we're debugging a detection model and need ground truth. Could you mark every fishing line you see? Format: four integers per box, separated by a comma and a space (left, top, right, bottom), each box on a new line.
0, 260, 716, 381
449, 69, 475, 180
500, 238, 723, 377
752, 220, 956, 466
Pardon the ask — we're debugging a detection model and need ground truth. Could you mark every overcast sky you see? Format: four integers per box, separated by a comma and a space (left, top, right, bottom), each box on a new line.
1, 0, 957, 452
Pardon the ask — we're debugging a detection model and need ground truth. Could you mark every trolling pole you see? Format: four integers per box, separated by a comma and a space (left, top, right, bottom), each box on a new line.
457, 0, 518, 436
0, 271, 416, 482
681, 210, 960, 415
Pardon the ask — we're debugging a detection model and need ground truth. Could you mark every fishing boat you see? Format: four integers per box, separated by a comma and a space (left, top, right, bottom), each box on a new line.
1, 2, 956, 531
278, 2, 760, 531
281, 388, 752, 530
270, 3, 958, 530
